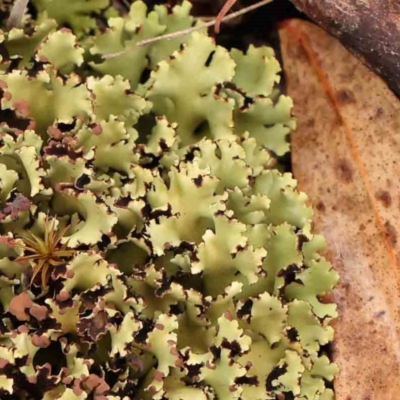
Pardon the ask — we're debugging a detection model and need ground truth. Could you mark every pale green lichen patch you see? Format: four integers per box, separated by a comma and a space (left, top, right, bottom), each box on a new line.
0, 2, 338, 399
32, 0, 109, 35
37, 29, 85, 72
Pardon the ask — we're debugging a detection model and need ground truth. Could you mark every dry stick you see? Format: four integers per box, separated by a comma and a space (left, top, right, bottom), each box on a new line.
120, 0, 132, 10
215, 0, 238, 34
7, 0, 30, 29
102, 0, 274, 60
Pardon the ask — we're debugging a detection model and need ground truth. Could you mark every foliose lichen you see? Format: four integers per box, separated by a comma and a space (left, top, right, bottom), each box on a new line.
0, 1, 339, 399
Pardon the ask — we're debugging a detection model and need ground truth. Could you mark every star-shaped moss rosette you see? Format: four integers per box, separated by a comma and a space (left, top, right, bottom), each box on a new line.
14, 216, 74, 290
0, 1, 338, 399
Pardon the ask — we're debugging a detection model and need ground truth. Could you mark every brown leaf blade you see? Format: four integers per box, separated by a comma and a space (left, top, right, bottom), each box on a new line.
280, 19, 400, 400
290, 0, 400, 97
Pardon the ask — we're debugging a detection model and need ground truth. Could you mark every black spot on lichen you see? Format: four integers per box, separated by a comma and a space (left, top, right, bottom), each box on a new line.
115, 196, 133, 208
297, 234, 309, 251
284, 393, 295, 400
287, 327, 299, 341
266, 365, 286, 391
154, 275, 172, 297
278, 264, 301, 285
210, 345, 221, 360
235, 375, 258, 386
97, 234, 111, 251
204, 50, 216, 67
237, 299, 253, 319
193, 175, 203, 187
221, 338, 242, 357
75, 174, 91, 190
135, 320, 155, 344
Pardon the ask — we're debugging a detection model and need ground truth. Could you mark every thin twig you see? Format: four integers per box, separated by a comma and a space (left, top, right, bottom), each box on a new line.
119, 0, 132, 10
194, 16, 215, 22
102, 0, 274, 60
215, 0, 237, 34
7, 0, 30, 29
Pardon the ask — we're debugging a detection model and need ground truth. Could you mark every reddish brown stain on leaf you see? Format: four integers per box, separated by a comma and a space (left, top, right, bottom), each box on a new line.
335, 159, 353, 183
375, 107, 384, 118
306, 118, 315, 127
336, 88, 356, 105
316, 201, 326, 212
375, 190, 392, 208
385, 221, 397, 246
